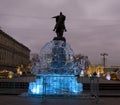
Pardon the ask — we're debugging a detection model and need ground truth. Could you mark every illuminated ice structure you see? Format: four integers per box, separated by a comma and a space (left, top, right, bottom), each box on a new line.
28, 40, 83, 95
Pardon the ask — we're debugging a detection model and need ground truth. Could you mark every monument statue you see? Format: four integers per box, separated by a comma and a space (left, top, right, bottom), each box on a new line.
28, 13, 86, 96
52, 12, 67, 40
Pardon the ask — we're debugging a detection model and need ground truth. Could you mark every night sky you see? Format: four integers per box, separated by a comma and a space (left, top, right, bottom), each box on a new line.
0, 0, 120, 66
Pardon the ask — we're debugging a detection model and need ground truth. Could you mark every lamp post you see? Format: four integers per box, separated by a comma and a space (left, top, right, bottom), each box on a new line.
100, 53, 108, 67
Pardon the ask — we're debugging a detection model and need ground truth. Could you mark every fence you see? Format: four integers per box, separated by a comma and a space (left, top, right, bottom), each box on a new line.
28, 75, 99, 103
0, 75, 99, 103
0, 76, 35, 95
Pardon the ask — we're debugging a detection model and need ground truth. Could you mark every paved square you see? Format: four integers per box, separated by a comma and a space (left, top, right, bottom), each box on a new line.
0, 95, 120, 105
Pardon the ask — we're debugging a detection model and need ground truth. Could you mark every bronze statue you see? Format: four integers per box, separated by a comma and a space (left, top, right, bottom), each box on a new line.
52, 12, 67, 39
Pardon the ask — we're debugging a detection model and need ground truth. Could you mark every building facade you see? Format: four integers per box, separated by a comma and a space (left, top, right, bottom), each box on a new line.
0, 29, 30, 71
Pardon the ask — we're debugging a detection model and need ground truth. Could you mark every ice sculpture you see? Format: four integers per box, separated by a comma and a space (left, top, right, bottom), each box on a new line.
28, 39, 84, 96
28, 74, 83, 95
39, 40, 75, 74
28, 12, 85, 96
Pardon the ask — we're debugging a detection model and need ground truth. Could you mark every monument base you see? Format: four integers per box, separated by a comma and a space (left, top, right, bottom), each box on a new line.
53, 37, 66, 42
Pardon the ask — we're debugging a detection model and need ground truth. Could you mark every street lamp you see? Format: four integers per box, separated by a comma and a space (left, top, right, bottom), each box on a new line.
100, 53, 108, 67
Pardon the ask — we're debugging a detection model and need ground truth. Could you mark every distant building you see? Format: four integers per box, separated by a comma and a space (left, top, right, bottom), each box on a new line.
104, 66, 120, 73
0, 29, 30, 71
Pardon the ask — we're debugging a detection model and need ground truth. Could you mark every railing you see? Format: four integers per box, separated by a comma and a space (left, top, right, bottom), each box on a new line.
0, 75, 99, 103
39, 75, 99, 103
0, 76, 35, 95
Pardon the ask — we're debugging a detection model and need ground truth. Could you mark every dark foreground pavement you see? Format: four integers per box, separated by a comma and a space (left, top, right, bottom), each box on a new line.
0, 95, 120, 105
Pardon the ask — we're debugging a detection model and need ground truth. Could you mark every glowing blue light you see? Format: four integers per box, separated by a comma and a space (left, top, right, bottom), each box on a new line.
29, 40, 84, 96
28, 74, 83, 95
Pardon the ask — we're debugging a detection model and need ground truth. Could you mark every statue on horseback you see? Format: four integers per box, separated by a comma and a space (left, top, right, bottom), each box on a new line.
52, 12, 67, 40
